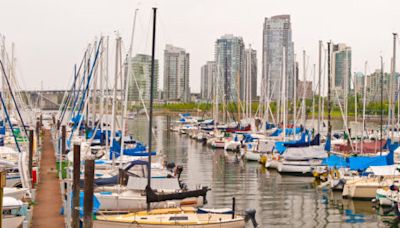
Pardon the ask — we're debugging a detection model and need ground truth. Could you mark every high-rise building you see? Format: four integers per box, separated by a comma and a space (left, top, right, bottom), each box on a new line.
215, 34, 245, 102
332, 43, 352, 93
200, 61, 216, 100
163, 44, 190, 102
128, 54, 158, 101
243, 46, 257, 101
262, 15, 295, 101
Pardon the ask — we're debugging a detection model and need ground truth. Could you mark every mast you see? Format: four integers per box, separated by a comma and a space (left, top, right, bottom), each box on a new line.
380, 56, 384, 155
393, 33, 398, 132
282, 47, 286, 141
120, 9, 138, 167
223, 56, 228, 123
312, 64, 316, 131
110, 37, 121, 148
301, 50, 306, 127
147, 7, 157, 211
293, 54, 297, 138
318, 41, 322, 134
361, 61, 367, 154
327, 42, 332, 154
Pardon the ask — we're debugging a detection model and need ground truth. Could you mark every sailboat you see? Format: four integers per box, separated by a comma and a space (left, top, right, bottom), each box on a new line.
94, 8, 255, 228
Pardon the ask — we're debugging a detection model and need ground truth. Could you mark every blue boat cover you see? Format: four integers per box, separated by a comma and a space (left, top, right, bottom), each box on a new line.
322, 139, 399, 171
266, 123, 275, 130
348, 155, 389, 171
322, 154, 348, 168
110, 139, 156, 159
69, 191, 100, 217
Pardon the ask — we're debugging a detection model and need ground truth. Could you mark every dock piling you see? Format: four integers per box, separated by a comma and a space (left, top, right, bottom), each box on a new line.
72, 143, 81, 228
83, 158, 95, 228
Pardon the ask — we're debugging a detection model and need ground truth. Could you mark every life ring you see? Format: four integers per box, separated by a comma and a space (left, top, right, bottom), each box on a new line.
330, 169, 340, 180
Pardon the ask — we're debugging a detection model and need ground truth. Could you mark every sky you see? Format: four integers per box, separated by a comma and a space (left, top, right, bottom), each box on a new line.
0, 0, 399, 93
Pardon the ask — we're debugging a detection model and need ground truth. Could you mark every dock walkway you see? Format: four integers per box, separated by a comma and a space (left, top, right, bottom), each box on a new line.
32, 129, 65, 228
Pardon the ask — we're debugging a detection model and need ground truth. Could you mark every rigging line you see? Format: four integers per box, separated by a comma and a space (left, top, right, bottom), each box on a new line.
0, 92, 22, 153
0, 59, 28, 136
70, 38, 103, 140
60, 48, 89, 123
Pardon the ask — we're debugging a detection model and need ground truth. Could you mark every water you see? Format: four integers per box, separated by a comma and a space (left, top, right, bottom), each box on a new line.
128, 115, 393, 227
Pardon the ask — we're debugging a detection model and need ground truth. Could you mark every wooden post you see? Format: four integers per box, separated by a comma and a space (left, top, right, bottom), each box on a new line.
57, 119, 61, 131
36, 120, 40, 146
61, 125, 66, 154
0, 171, 5, 226
232, 197, 236, 219
29, 129, 34, 182
83, 159, 94, 228
72, 144, 81, 228
39, 114, 43, 128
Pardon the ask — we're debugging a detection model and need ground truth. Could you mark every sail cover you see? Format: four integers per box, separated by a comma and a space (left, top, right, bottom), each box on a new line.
127, 177, 180, 191
282, 145, 327, 161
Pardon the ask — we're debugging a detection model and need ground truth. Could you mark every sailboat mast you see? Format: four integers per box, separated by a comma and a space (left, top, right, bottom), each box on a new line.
282, 47, 286, 141
110, 37, 121, 148
147, 7, 157, 211
318, 41, 322, 134
380, 56, 384, 155
301, 50, 306, 127
120, 9, 138, 166
327, 42, 332, 154
393, 33, 398, 129
312, 64, 316, 130
361, 61, 367, 154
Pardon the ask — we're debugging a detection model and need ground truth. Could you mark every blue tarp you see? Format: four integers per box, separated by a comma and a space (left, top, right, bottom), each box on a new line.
322, 154, 348, 168
69, 191, 100, 217
322, 139, 399, 171
275, 142, 286, 154
270, 127, 302, 137
266, 123, 275, 130
348, 155, 388, 170
109, 139, 156, 159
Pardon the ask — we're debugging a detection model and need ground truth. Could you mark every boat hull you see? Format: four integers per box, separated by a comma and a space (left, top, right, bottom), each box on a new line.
3, 216, 25, 228
93, 220, 245, 228
277, 163, 313, 176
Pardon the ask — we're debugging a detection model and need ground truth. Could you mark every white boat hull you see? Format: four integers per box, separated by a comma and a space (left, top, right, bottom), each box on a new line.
96, 193, 203, 211
3, 216, 24, 228
243, 151, 261, 162
94, 220, 245, 228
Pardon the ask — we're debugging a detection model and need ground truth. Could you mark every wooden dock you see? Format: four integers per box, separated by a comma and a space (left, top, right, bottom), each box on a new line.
32, 129, 65, 228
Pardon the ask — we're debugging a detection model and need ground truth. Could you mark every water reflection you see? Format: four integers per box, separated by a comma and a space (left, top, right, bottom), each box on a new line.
128, 115, 388, 227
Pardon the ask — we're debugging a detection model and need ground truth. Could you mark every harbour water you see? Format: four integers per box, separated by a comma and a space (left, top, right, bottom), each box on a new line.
128, 115, 393, 227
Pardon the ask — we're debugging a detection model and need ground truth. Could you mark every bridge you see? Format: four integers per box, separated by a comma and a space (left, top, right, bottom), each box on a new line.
20, 89, 122, 110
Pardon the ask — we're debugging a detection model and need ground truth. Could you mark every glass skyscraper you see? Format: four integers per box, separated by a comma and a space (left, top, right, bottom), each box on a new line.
214, 34, 245, 102
163, 44, 190, 102
262, 15, 295, 101
127, 54, 158, 101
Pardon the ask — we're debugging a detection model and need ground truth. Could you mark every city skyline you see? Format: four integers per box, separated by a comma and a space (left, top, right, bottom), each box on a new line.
0, 0, 399, 93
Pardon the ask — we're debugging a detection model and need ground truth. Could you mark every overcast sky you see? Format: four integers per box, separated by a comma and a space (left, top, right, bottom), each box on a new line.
0, 0, 399, 93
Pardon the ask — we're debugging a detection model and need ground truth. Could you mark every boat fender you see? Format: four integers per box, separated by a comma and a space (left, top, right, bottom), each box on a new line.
244, 208, 258, 227
175, 165, 183, 179
393, 202, 400, 217
166, 162, 176, 170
